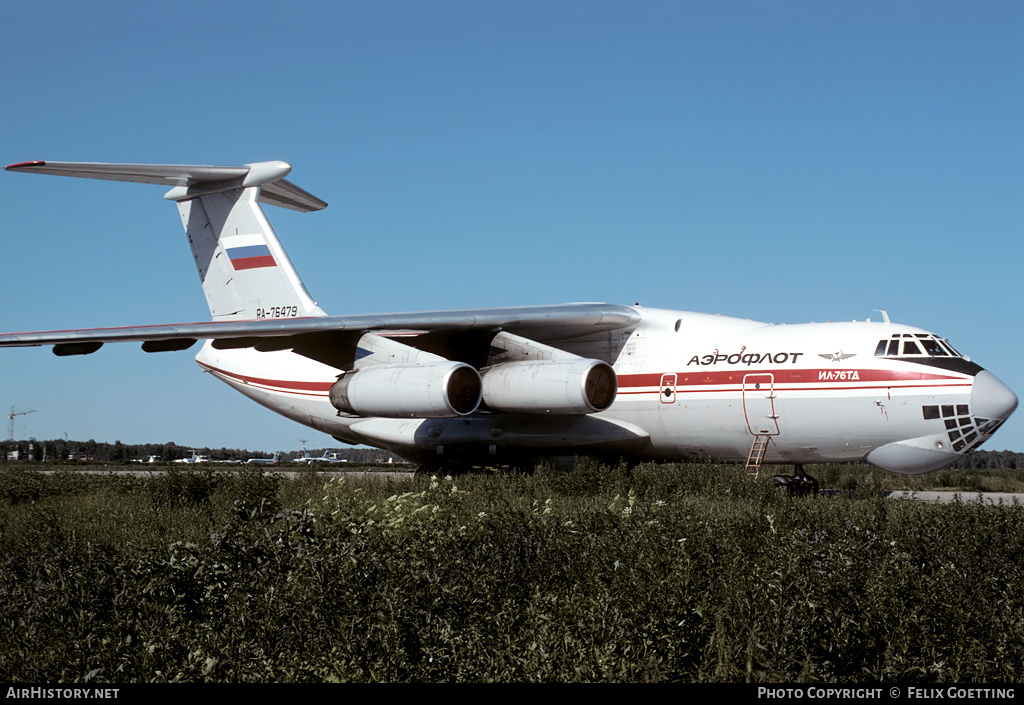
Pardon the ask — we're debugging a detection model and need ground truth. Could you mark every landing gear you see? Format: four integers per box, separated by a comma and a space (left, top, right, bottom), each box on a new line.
770, 464, 819, 495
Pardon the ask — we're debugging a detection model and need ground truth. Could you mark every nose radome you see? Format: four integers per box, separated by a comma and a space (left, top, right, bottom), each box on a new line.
971, 370, 1018, 421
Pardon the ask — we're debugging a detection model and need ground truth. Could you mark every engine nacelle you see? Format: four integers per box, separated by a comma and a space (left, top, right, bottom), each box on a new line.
329, 362, 482, 418
480, 359, 617, 414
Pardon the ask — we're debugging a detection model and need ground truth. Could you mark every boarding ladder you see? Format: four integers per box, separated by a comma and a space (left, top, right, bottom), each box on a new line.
746, 435, 770, 476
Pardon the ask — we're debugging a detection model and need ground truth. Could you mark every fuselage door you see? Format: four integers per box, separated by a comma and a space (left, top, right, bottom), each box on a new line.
660, 373, 677, 404
743, 373, 780, 435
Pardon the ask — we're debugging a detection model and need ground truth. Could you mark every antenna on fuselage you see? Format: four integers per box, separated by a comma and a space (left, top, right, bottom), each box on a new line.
874, 310, 891, 324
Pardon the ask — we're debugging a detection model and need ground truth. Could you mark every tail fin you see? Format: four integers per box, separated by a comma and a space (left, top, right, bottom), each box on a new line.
5, 160, 327, 321
176, 179, 325, 320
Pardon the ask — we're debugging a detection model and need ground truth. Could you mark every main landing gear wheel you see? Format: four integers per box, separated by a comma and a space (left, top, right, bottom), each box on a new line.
770, 465, 819, 495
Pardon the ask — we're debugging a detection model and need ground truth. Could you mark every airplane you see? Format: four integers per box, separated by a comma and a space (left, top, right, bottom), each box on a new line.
292, 450, 317, 464
246, 451, 281, 465
305, 451, 348, 464
173, 449, 241, 465
173, 450, 210, 464
1, 159, 1017, 488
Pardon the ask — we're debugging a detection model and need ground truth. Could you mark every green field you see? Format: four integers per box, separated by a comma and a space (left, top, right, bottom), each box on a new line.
1, 461, 1022, 682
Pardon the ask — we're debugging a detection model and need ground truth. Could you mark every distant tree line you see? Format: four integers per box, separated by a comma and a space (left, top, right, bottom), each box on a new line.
0, 438, 398, 464
949, 449, 1024, 470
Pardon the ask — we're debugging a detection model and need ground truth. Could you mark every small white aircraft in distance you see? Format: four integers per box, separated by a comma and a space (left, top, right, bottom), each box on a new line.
173, 449, 241, 464
173, 450, 210, 464
306, 451, 348, 464
246, 451, 281, 465
2, 160, 1017, 488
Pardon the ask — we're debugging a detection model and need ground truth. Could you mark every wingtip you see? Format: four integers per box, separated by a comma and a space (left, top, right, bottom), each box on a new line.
5, 161, 46, 171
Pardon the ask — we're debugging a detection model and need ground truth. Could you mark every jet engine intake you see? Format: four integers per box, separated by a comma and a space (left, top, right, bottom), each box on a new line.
329, 362, 482, 418
481, 359, 617, 414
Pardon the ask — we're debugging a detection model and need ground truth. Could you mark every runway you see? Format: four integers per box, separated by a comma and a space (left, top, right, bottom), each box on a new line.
884, 491, 1024, 505
21, 468, 1024, 503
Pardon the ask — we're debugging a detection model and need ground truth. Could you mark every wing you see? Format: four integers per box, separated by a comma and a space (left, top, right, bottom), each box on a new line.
0, 303, 641, 363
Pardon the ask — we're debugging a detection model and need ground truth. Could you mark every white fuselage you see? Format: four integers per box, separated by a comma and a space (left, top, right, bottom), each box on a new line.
195, 306, 1017, 474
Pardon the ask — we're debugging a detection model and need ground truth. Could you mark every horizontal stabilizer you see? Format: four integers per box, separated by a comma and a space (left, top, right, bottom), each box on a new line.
4, 160, 327, 212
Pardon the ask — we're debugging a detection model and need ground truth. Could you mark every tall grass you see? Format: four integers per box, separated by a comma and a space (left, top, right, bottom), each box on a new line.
0, 462, 1022, 682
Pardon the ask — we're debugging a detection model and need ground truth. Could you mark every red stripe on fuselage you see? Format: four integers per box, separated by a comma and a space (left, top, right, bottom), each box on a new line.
617, 368, 963, 389
616, 368, 972, 398
198, 362, 971, 403
199, 361, 332, 396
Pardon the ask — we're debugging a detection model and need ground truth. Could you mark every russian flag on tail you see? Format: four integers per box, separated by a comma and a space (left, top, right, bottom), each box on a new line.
222, 235, 277, 271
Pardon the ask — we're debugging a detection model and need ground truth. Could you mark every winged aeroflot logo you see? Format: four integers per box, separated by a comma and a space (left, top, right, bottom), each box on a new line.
819, 351, 856, 362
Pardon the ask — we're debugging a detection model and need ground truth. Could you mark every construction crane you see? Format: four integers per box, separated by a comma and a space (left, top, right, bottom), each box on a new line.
8, 406, 36, 442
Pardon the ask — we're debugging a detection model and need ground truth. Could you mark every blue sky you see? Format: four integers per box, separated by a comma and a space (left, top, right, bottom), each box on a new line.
2, 0, 1022, 454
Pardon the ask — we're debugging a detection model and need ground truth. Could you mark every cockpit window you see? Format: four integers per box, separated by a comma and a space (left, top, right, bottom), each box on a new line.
941, 339, 962, 356
918, 338, 947, 356
875, 333, 963, 359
